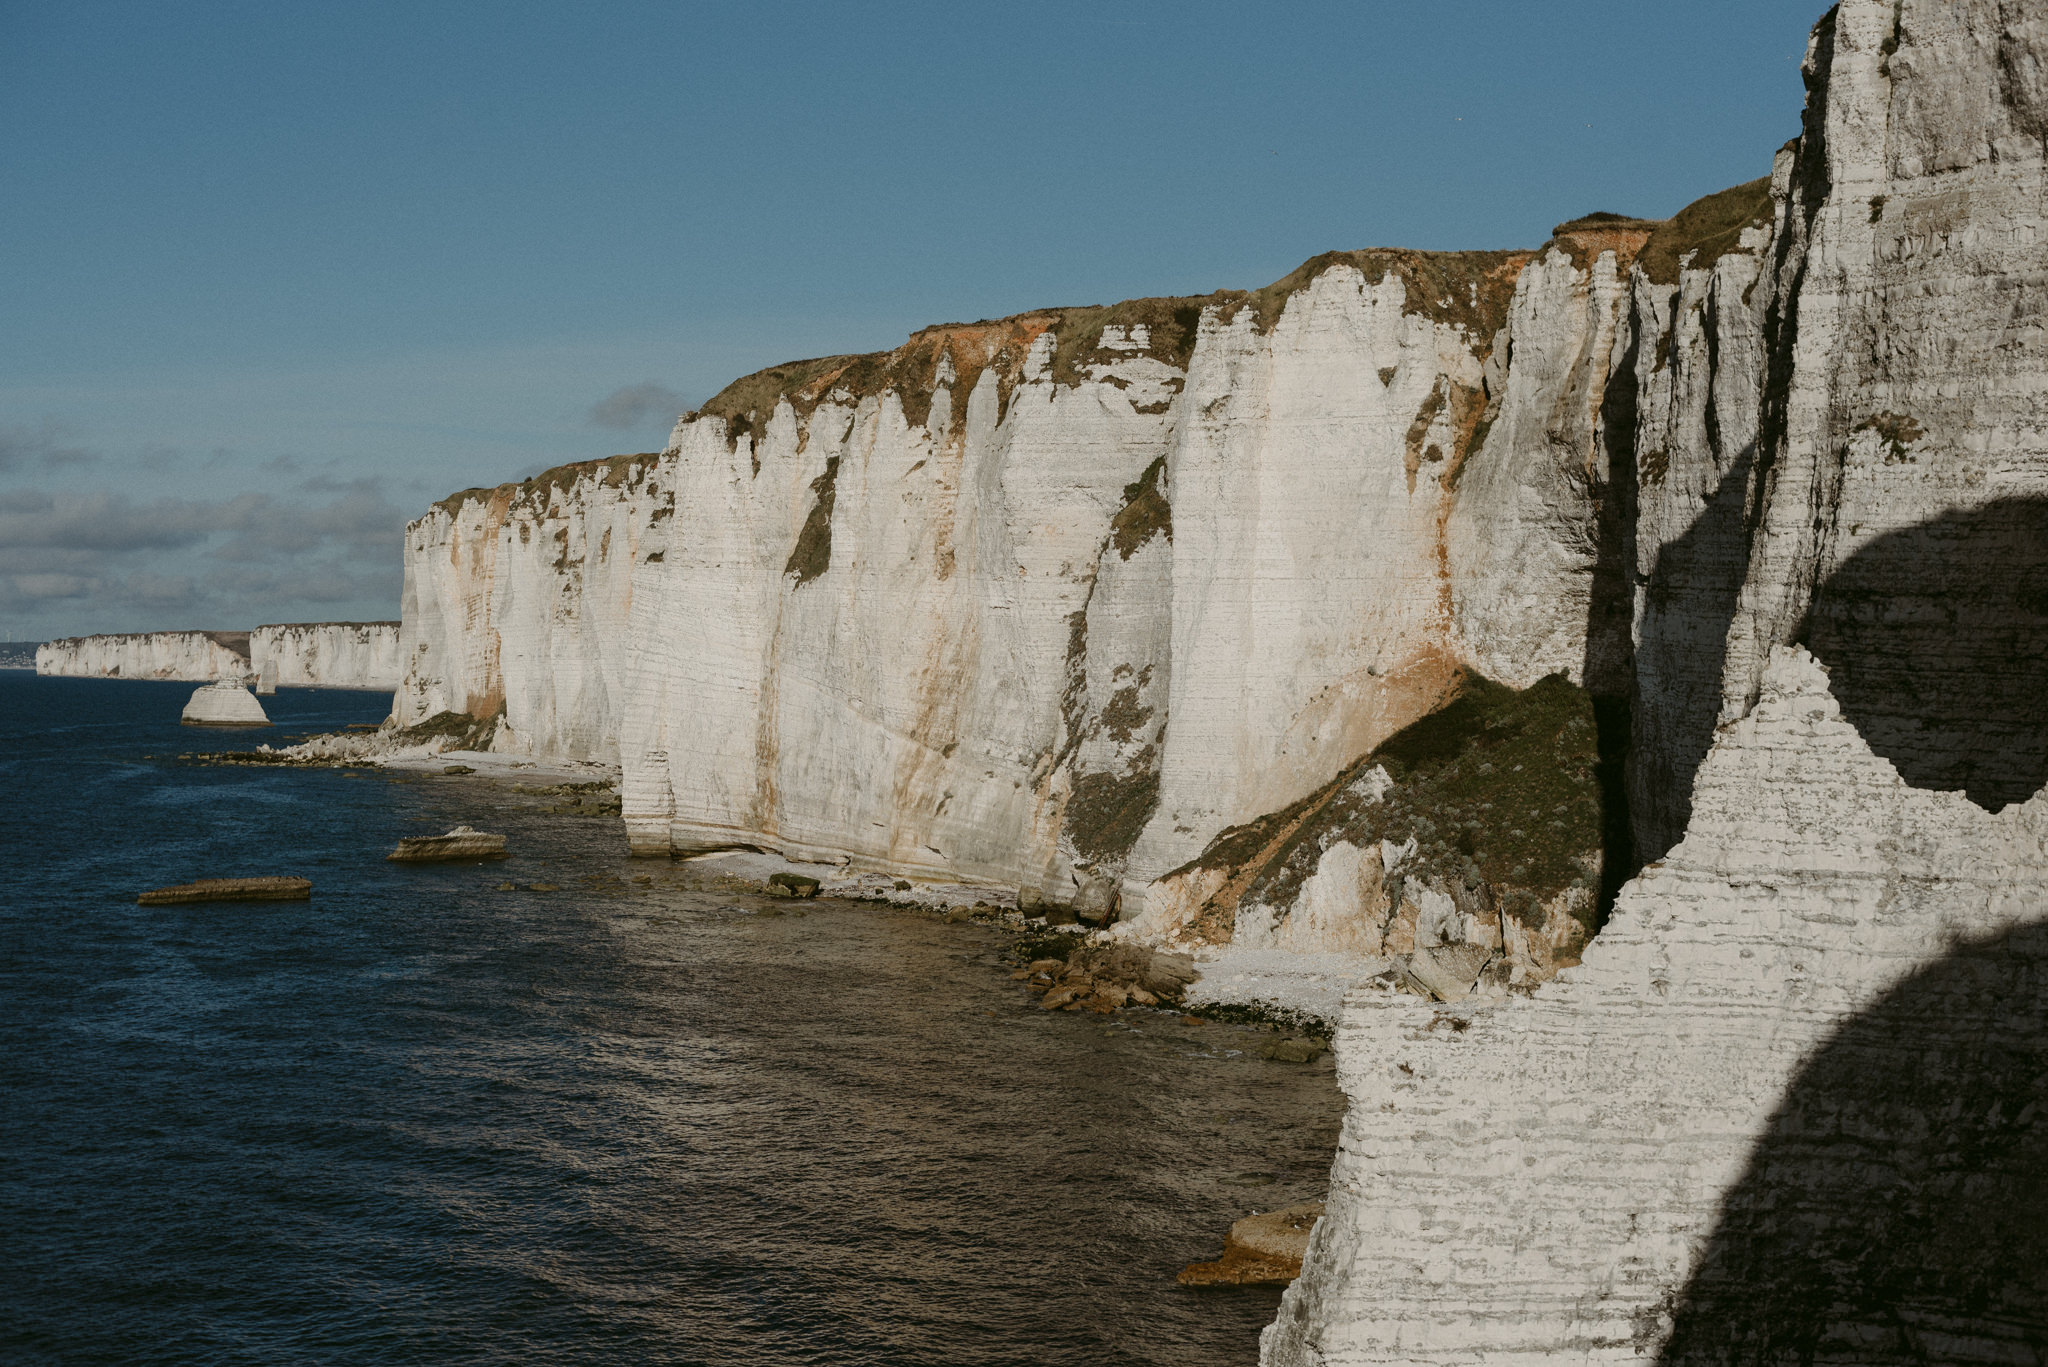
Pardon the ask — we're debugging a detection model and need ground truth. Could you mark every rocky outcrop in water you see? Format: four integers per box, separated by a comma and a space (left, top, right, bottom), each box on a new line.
180, 681, 270, 726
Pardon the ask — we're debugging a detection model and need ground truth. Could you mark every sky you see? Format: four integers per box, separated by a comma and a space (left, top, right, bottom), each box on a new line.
0, 0, 1820, 641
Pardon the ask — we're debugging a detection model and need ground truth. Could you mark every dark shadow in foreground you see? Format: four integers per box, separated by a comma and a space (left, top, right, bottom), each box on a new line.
1802, 497, 2048, 812
1660, 921, 2048, 1366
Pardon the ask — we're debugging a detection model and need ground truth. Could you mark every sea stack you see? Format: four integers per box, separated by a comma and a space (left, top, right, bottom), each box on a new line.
180, 681, 270, 726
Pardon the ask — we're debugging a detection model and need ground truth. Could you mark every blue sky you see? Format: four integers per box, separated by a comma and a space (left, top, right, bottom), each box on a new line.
0, 0, 1819, 639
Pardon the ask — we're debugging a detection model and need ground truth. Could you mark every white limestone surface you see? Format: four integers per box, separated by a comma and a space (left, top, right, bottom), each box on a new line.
251, 622, 400, 691
37, 631, 250, 682
395, 454, 668, 764
180, 681, 270, 726
1262, 647, 2048, 1365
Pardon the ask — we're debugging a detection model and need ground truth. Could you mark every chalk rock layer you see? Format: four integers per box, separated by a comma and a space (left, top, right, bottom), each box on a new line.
38, 631, 251, 682
1263, 650, 2048, 1364
395, 454, 668, 765
251, 622, 401, 691
1267, 0, 2048, 1358
401, 239, 1656, 911
181, 681, 270, 726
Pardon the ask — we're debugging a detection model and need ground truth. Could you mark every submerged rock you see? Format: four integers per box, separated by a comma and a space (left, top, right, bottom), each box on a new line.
387, 826, 508, 862
766, 873, 820, 898
180, 681, 270, 727
1179, 1200, 1325, 1286
137, 876, 311, 905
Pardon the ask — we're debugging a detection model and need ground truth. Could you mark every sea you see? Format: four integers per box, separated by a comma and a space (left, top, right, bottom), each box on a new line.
0, 674, 1345, 1366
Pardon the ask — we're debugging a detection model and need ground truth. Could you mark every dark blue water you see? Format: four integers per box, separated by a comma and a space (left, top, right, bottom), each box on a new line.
0, 674, 1344, 1366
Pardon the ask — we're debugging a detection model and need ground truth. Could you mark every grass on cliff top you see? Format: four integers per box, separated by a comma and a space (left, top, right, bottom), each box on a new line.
432, 452, 663, 518
1635, 176, 1775, 285
681, 246, 1542, 449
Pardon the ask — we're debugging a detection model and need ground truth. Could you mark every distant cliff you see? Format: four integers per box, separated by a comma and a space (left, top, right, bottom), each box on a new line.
37, 631, 251, 682
252, 622, 400, 691
38, 623, 400, 691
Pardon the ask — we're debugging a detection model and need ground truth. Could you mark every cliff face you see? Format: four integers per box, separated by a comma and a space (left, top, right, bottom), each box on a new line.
37, 631, 251, 682
399, 245, 1647, 911
395, 454, 668, 763
1267, 1, 2048, 1359
1265, 651, 2048, 1365
250, 622, 401, 691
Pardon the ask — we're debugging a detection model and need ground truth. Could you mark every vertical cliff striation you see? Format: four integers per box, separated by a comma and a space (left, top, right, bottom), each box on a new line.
37, 631, 252, 682
250, 622, 401, 691
1267, 1, 2048, 1359
398, 243, 1663, 918
395, 454, 669, 763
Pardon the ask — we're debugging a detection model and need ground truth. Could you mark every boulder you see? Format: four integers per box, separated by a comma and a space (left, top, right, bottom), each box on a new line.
766, 872, 820, 898
137, 875, 311, 906
1260, 1036, 1328, 1064
1178, 1200, 1326, 1286
180, 682, 270, 727
1400, 941, 1494, 1002
387, 826, 508, 862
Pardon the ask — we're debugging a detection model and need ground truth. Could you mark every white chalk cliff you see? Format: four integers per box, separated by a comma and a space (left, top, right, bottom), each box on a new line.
1265, 0, 2048, 1359
39, 624, 401, 692
251, 622, 400, 691
388, 0, 2047, 1348
38, 631, 253, 682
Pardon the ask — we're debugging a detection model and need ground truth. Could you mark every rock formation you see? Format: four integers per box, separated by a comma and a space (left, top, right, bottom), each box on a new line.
38, 624, 400, 691
375, 0, 2044, 1349
1263, 0, 2048, 1359
38, 631, 252, 682
180, 681, 270, 726
398, 237, 1649, 919
250, 622, 400, 691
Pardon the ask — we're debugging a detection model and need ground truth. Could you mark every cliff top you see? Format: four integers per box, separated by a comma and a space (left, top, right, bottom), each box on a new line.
692, 247, 1540, 447
431, 451, 663, 518
42, 630, 250, 655
419, 176, 1776, 517
253, 621, 402, 631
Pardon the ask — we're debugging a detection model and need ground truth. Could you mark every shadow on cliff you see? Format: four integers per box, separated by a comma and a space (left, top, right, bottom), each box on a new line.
1628, 453, 1756, 864
1801, 497, 2048, 813
1660, 919, 2048, 1365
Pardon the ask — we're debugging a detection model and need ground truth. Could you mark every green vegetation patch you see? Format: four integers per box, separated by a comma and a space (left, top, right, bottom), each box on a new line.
784, 455, 841, 586
1636, 177, 1775, 285
432, 452, 663, 519
1064, 762, 1162, 865
1175, 674, 1604, 937
1109, 457, 1171, 561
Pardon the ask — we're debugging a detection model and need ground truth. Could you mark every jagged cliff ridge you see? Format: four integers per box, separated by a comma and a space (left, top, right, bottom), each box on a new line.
404, 219, 1728, 921
37, 624, 399, 690
1265, 0, 2048, 1360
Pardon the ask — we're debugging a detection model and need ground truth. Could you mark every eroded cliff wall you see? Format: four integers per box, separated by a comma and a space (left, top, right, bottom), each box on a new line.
395, 454, 668, 764
399, 241, 1654, 908
1268, 0, 2048, 1357
250, 622, 401, 691
37, 631, 251, 682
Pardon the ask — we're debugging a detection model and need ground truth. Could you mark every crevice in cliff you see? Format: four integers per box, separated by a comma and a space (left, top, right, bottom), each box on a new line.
1586, 290, 1644, 926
